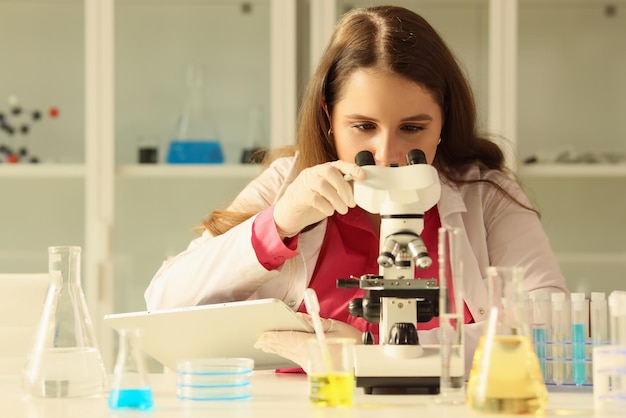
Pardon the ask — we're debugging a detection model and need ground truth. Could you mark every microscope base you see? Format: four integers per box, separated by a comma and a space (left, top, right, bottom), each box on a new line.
353, 344, 448, 395
357, 376, 440, 395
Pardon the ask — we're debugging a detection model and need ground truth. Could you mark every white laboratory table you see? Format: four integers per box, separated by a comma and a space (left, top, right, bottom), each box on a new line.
0, 371, 618, 418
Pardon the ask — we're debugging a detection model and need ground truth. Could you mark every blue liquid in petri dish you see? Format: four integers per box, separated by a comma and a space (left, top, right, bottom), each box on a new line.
109, 387, 154, 410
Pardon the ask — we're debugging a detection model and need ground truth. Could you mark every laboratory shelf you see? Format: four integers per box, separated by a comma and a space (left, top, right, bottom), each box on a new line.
0, 164, 84, 178
0, 164, 263, 179
518, 163, 626, 178
116, 164, 262, 179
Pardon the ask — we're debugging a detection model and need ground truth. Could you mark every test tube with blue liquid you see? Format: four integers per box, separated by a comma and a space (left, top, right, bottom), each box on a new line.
570, 293, 588, 386
531, 290, 550, 382
108, 328, 154, 411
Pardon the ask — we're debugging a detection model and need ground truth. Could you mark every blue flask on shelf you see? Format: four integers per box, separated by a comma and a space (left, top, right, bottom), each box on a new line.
167, 64, 224, 164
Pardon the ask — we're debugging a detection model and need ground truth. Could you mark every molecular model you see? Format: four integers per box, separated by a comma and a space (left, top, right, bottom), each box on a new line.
0, 95, 59, 163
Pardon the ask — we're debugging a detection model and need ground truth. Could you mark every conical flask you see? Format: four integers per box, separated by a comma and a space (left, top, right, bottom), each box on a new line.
22, 246, 107, 398
108, 328, 154, 410
466, 266, 548, 414
167, 63, 224, 164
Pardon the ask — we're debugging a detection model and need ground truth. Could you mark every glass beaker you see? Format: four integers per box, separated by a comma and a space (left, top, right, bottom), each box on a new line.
108, 328, 154, 410
466, 266, 547, 414
22, 246, 107, 398
433, 226, 465, 405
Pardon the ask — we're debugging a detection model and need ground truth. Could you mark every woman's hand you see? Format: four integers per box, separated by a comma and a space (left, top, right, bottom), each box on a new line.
273, 161, 365, 238
254, 313, 361, 373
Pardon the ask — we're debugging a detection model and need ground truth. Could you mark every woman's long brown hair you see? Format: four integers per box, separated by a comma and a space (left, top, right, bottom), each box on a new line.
203, 6, 534, 237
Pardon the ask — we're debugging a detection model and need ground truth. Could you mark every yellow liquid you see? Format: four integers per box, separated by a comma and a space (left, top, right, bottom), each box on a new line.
466, 335, 548, 414
309, 373, 354, 407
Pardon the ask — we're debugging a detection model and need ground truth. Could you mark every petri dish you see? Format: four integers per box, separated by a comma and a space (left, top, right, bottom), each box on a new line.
176, 358, 254, 401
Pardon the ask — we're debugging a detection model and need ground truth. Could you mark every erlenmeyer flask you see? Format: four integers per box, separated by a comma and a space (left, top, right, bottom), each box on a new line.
167, 63, 224, 164
466, 266, 547, 414
22, 246, 107, 398
108, 328, 154, 410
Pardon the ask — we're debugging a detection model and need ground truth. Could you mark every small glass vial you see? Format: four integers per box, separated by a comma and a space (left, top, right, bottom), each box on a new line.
108, 328, 154, 411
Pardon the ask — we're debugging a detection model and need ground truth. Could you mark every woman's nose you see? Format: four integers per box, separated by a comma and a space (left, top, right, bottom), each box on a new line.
373, 134, 403, 166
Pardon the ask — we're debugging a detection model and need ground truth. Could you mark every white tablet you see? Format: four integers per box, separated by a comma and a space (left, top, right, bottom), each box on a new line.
103, 298, 313, 371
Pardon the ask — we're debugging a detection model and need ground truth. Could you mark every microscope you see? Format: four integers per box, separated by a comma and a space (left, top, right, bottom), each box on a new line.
337, 149, 443, 394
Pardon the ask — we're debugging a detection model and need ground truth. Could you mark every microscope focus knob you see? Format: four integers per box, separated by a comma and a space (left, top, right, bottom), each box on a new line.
347, 298, 363, 318
383, 322, 424, 359
362, 297, 381, 323
346, 297, 381, 323
387, 322, 419, 345
362, 331, 375, 345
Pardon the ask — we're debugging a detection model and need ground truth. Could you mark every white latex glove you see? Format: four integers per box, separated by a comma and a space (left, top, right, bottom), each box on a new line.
273, 161, 366, 238
254, 313, 362, 373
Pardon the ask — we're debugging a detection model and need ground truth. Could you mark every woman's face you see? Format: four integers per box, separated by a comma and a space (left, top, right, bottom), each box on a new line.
330, 68, 443, 166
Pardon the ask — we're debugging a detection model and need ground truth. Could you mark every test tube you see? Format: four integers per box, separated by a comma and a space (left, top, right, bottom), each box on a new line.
591, 292, 608, 346
531, 290, 551, 383
550, 292, 568, 385
589, 292, 607, 385
571, 293, 588, 386
595, 291, 626, 410
609, 291, 626, 345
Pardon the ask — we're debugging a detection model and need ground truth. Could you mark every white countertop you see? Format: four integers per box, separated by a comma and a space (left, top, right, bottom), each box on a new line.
0, 371, 617, 418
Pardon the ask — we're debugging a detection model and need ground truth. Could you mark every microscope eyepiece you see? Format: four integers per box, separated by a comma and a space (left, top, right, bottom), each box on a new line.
355, 150, 375, 166
354, 149, 426, 166
406, 149, 427, 165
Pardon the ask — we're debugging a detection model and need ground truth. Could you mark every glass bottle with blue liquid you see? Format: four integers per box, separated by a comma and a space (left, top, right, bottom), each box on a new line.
108, 328, 154, 411
167, 63, 224, 164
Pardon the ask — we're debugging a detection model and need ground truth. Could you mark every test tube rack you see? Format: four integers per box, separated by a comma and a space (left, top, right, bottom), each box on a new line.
533, 340, 605, 388
530, 292, 608, 388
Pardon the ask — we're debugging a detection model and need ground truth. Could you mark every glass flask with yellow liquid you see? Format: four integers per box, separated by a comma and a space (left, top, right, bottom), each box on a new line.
466, 266, 548, 414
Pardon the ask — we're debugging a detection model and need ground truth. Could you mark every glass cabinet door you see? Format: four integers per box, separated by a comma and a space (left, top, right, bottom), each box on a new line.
518, 0, 626, 164
517, 0, 626, 295
112, 0, 291, 316
114, 1, 272, 166
0, 0, 85, 273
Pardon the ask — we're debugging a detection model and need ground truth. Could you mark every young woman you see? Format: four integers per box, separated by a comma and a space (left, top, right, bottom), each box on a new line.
145, 6, 567, 372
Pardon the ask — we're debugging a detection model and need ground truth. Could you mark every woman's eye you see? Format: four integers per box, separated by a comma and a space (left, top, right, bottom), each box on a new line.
352, 123, 376, 130
401, 124, 424, 132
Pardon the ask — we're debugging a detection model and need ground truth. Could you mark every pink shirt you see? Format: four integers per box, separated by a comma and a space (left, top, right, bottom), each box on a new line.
251, 204, 473, 344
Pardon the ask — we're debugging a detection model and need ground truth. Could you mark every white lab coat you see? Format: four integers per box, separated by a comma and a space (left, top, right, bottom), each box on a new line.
145, 155, 568, 372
